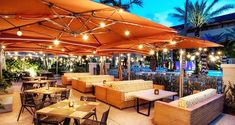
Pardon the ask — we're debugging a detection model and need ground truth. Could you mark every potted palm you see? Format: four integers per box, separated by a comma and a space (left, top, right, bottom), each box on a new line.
0, 70, 13, 113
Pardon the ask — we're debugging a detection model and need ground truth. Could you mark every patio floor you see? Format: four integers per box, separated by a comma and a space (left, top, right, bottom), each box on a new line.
0, 82, 235, 125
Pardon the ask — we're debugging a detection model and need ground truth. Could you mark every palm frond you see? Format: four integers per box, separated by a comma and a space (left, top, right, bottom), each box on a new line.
171, 13, 185, 21
210, 4, 234, 17
130, 0, 143, 7
205, 0, 219, 13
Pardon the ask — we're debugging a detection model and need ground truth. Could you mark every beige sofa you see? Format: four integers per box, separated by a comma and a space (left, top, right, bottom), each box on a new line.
72, 75, 114, 93
153, 89, 224, 125
95, 80, 165, 109
61, 73, 91, 85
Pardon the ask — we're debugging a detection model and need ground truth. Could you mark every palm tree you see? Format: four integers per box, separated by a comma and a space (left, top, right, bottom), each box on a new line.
172, 0, 234, 37
226, 27, 235, 40
203, 33, 225, 43
99, 0, 143, 11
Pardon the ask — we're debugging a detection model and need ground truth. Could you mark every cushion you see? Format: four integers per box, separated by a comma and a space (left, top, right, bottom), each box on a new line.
178, 89, 217, 108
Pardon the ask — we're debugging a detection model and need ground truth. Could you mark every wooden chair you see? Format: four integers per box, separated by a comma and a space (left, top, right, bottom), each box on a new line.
60, 89, 70, 100
81, 107, 110, 125
80, 96, 97, 121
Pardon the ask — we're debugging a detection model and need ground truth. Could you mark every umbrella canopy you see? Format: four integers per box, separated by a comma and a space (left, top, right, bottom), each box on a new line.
0, 0, 176, 55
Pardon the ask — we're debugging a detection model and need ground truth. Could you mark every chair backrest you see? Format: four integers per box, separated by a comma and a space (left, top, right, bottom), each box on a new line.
61, 89, 70, 100
100, 107, 110, 125
80, 96, 96, 102
20, 92, 35, 106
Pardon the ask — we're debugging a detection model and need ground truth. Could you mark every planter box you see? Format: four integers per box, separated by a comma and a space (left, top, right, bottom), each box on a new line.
0, 94, 13, 113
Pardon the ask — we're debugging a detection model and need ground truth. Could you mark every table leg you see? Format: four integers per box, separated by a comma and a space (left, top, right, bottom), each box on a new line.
136, 98, 151, 116
63, 118, 71, 125
42, 94, 47, 101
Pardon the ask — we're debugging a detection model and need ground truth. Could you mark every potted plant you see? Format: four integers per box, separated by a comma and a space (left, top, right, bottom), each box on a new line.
0, 70, 13, 113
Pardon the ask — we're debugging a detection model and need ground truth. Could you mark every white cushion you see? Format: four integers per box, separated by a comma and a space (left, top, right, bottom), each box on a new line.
178, 89, 217, 108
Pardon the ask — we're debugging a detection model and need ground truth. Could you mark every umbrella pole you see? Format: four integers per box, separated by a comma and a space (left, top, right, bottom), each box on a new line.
56, 55, 59, 75
179, 49, 185, 97
0, 45, 3, 79
127, 53, 131, 80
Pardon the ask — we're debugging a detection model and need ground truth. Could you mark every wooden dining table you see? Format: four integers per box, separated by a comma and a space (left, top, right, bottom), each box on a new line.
23, 80, 56, 85
25, 87, 67, 101
36, 100, 99, 125
22, 76, 47, 81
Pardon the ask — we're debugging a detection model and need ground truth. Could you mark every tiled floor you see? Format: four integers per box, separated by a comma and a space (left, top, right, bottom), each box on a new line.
0, 82, 235, 125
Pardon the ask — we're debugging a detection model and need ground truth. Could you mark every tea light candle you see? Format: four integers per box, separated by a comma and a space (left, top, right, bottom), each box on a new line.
69, 101, 74, 107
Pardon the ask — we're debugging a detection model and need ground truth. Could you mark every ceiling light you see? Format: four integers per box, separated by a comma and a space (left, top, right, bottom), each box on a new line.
163, 48, 168, 53
2, 45, 6, 49
17, 29, 23, 36
124, 30, 130, 36
100, 22, 106, 28
149, 50, 155, 55
118, 8, 124, 13
49, 46, 52, 49
170, 41, 177, 45
138, 44, 143, 49
82, 34, 89, 41
53, 39, 60, 46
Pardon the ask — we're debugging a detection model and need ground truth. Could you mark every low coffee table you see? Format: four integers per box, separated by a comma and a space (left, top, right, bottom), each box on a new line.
132, 89, 177, 116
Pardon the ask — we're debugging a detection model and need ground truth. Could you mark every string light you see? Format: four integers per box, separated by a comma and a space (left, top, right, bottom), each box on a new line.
53, 39, 60, 46
190, 56, 195, 61
187, 54, 191, 58
17, 29, 23, 36
39, 51, 43, 54
118, 8, 124, 13
82, 34, 89, 41
138, 44, 143, 49
2, 45, 6, 49
49, 45, 52, 49
149, 50, 155, 55
199, 48, 202, 51
61, 48, 65, 52
124, 30, 130, 36
195, 52, 200, 56
170, 41, 176, 45
217, 51, 222, 55
93, 50, 97, 54
203, 48, 207, 51
100, 22, 106, 28
163, 48, 168, 53
179, 50, 184, 54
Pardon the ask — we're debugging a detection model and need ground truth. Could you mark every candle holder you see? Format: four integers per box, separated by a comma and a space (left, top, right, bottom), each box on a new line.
154, 89, 159, 95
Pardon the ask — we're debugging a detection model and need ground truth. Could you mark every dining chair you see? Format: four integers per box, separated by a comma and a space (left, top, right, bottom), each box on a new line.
81, 107, 110, 125
60, 89, 70, 100
33, 102, 65, 125
17, 92, 40, 121
80, 96, 97, 121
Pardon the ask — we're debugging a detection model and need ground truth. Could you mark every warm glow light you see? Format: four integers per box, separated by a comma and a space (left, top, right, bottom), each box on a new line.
118, 8, 124, 13
49, 45, 52, 49
199, 48, 202, 51
216, 56, 220, 59
39, 51, 43, 54
210, 56, 216, 62
163, 48, 168, 53
61, 48, 65, 52
100, 22, 106, 28
138, 44, 143, 49
180, 50, 184, 54
124, 30, 130, 36
82, 34, 89, 41
217, 51, 222, 55
203, 48, 207, 51
190, 56, 195, 61
14, 56, 18, 60
17, 30, 23, 36
170, 41, 177, 45
93, 50, 97, 54
149, 50, 155, 55
14, 52, 18, 55
195, 52, 200, 56
53, 39, 60, 45
187, 54, 191, 58
2, 45, 6, 49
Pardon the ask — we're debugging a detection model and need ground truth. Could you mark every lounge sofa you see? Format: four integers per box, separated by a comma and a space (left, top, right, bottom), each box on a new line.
153, 89, 224, 125
95, 80, 165, 109
72, 75, 114, 93
61, 73, 91, 85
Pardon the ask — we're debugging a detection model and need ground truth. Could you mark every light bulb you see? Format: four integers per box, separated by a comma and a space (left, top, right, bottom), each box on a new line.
82, 34, 89, 41
149, 50, 155, 55
199, 48, 202, 51
118, 8, 124, 13
61, 48, 65, 52
2, 45, 6, 49
180, 50, 184, 54
170, 41, 176, 45
203, 48, 207, 51
53, 39, 60, 45
217, 51, 222, 55
17, 30, 23, 36
124, 30, 130, 36
195, 52, 200, 56
138, 44, 143, 49
39, 51, 43, 54
49, 46, 52, 49
93, 50, 97, 54
187, 54, 191, 58
163, 48, 168, 53
100, 22, 106, 28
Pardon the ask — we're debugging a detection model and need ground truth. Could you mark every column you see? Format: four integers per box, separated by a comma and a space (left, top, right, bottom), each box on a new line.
127, 53, 131, 80
179, 49, 185, 97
